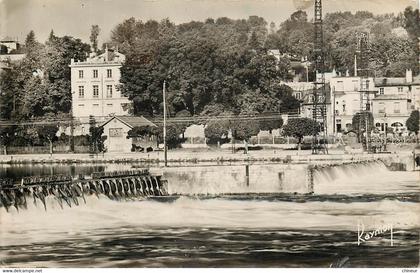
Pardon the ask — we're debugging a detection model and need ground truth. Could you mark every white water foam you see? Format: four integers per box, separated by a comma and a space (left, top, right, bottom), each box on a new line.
313, 161, 420, 194
0, 195, 418, 247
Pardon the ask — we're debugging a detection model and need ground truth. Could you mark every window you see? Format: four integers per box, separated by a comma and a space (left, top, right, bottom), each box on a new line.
379, 88, 384, 95
379, 102, 385, 114
78, 104, 84, 107
78, 70, 84, 79
295, 92, 301, 100
107, 69, 112, 78
93, 69, 98, 78
93, 104, 99, 107
393, 102, 400, 113
308, 95, 313, 103
398, 87, 403, 93
78, 86, 84, 98
106, 85, 113, 98
336, 81, 344, 91
93, 85, 99, 98
107, 103, 113, 107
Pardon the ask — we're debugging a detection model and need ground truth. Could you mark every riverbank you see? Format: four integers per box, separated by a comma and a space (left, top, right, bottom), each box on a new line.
0, 148, 414, 165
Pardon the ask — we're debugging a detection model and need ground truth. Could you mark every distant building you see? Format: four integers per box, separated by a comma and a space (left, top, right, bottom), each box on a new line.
373, 70, 419, 135
0, 38, 21, 54
69, 48, 131, 126
330, 76, 376, 133
100, 116, 157, 153
0, 38, 25, 72
285, 81, 333, 134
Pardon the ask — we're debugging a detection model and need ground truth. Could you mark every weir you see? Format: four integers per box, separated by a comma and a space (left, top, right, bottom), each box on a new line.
306, 159, 382, 186
0, 170, 168, 212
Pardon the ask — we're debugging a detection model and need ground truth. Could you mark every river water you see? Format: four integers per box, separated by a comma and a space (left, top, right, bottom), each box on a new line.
0, 162, 419, 267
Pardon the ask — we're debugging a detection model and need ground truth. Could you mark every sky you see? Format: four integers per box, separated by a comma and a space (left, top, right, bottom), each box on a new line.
0, 0, 418, 45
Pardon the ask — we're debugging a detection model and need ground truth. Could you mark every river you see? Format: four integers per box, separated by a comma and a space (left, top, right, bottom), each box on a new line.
0, 162, 419, 267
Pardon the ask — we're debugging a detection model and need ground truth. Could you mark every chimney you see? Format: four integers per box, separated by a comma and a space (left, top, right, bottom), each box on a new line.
406, 69, 413, 83
104, 44, 108, 62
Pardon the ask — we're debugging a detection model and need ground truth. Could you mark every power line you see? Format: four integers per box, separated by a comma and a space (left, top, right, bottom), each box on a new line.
0, 111, 300, 127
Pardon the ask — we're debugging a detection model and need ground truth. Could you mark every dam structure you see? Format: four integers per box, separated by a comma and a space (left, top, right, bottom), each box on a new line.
0, 170, 168, 211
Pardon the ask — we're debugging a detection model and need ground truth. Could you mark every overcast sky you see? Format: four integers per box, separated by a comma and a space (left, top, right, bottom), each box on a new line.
0, 0, 418, 45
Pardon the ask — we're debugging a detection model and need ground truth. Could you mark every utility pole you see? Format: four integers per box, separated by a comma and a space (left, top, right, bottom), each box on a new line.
356, 32, 372, 153
312, 0, 328, 155
163, 80, 167, 167
384, 114, 387, 151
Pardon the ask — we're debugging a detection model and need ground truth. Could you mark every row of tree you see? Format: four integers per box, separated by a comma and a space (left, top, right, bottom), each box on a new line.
0, 31, 91, 120
126, 114, 320, 153
1, 109, 418, 155
0, 116, 106, 155
264, 8, 420, 77
111, 8, 419, 120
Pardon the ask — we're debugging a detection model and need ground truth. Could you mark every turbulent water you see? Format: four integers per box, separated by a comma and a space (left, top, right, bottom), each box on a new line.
0, 162, 419, 267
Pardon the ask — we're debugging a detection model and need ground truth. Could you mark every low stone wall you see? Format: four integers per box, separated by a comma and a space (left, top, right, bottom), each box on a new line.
5, 145, 89, 154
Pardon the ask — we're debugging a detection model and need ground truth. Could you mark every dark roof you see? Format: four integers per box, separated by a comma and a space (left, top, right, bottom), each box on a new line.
374, 77, 410, 87
101, 116, 157, 128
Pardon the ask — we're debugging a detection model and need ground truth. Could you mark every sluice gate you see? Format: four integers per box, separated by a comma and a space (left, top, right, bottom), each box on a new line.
0, 170, 168, 211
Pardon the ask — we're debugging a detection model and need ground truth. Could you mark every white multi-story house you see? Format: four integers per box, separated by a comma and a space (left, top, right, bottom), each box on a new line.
330, 76, 376, 133
69, 48, 131, 129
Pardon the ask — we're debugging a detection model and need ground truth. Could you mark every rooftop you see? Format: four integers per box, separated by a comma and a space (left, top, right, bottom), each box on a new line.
70, 48, 125, 66
101, 116, 157, 129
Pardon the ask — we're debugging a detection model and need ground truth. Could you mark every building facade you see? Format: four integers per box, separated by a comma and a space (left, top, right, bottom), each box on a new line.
330, 76, 376, 133
372, 70, 418, 135
101, 116, 157, 153
69, 48, 131, 125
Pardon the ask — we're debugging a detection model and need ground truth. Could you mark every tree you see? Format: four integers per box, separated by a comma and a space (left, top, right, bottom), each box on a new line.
0, 67, 21, 119
127, 125, 158, 138
403, 7, 420, 39
89, 116, 105, 154
174, 110, 193, 138
352, 111, 374, 150
231, 113, 260, 154
25, 30, 37, 49
43, 35, 90, 113
163, 123, 185, 149
259, 114, 283, 133
21, 77, 50, 118
37, 124, 59, 154
282, 118, 320, 149
406, 110, 419, 143
0, 125, 15, 155
90, 25, 101, 52
204, 119, 230, 145
248, 31, 260, 50
48, 30, 56, 43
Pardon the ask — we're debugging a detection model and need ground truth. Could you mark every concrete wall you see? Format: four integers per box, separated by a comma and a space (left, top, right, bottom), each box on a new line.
163, 164, 309, 194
